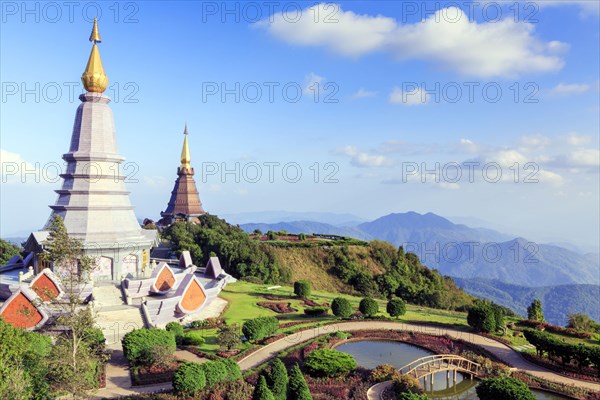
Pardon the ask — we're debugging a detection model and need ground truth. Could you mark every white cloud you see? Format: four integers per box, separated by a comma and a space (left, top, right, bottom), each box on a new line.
350, 88, 377, 100
551, 83, 591, 95
337, 145, 393, 167
259, 4, 396, 57
260, 4, 566, 77
567, 148, 600, 167
564, 133, 592, 146
0, 149, 42, 184
538, 170, 564, 186
459, 138, 481, 154
303, 72, 325, 95
517, 134, 552, 149
485, 149, 528, 167
389, 87, 428, 106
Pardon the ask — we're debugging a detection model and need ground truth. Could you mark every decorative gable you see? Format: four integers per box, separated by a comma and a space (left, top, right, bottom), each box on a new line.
205, 257, 223, 279
150, 263, 176, 294
176, 274, 207, 314
30, 268, 63, 302
0, 288, 48, 330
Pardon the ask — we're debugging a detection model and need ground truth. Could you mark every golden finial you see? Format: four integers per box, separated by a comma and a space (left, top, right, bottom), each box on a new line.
181, 124, 191, 169
89, 17, 102, 43
81, 17, 108, 93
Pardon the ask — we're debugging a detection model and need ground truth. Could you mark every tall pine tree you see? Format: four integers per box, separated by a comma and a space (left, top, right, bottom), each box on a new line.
267, 358, 288, 400
288, 364, 312, 400
527, 299, 545, 322
254, 375, 275, 400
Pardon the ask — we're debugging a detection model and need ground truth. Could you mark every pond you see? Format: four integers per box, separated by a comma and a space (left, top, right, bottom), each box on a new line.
334, 340, 570, 400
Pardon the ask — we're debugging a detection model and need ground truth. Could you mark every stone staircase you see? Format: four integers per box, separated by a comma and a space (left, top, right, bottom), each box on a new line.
92, 283, 145, 345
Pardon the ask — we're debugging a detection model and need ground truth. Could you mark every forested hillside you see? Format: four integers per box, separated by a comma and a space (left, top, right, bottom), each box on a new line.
163, 215, 474, 311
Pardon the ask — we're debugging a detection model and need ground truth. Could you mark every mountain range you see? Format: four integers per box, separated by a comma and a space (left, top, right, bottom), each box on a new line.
240, 211, 600, 322
241, 212, 599, 287
453, 278, 600, 326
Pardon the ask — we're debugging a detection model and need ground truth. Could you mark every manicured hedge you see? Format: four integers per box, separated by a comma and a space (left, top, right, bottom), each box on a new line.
294, 281, 311, 298
180, 331, 205, 346
121, 328, 176, 366
519, 320, 593, 339
242, 316, 279, 342
359, 298, 379, 316
331, 297, 353, 318
304, 306, 328, 316
476, 376, 535, 400
387, 298, 406, 318
523, 328, 600, 373
200, 360, 228, 388
304, 349, 357, 377
173, 362, 206, 395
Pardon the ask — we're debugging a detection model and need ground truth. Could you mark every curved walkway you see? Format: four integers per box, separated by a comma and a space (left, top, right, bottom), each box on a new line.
367, 381, 393, 400
237, 321, 600, 392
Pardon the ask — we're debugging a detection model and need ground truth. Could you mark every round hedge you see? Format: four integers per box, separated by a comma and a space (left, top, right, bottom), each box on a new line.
304, 349, 356, 377
359, 298, 379, 316
476, 377, 535, 400
121, 328, 176, 366
387, 298, 406, 318
173, 362, 206, 395
200, 360, 229, 388
294, 280, 311, 298
331, 297, 353, 318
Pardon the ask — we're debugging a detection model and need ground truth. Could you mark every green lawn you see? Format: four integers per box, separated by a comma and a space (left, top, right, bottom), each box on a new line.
188, 281, 470, 355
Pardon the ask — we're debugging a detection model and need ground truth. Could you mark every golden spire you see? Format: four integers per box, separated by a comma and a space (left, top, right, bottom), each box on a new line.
81, 17, 108, 93
180, 124, 191, 169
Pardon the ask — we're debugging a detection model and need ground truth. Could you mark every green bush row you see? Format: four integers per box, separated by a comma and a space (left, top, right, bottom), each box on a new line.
242, 316, 279, 342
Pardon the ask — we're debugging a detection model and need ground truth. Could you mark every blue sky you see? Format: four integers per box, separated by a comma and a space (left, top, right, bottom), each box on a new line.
1, 1, 599, 250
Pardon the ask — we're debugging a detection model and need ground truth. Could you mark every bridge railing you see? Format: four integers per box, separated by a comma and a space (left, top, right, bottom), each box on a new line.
399, 354, 481, 378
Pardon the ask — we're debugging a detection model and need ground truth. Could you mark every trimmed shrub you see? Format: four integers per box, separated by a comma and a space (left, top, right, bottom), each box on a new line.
387, 298, 406, 318
359, 298, 379, 317
304, 306, 328, 316
253, 375, 275, 400
288, 364, 312, 400
476, 377, 535, 400
165, 322, 184, 337
467, 302, 496, 333
394, 375, 423, 395
221, 358, 242, 381
242, 316, 279, 342
304, 349, 357, 377
266, 358, 288, 400
370, 364, 401, 383
294, 281, 311, 298
121, 328, 176, 366
331, 297, 353, 318
200, 360, 228, 388
180, 331, 205, 346
173, 362, 206, 395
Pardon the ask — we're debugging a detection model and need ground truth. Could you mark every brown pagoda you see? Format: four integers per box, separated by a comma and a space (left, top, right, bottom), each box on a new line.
158, 125, 205, 226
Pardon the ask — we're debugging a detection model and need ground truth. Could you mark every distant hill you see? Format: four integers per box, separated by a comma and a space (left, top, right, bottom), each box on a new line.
223, 211, 366, 226
454, 278, 600, 326
240, 212, 600, 288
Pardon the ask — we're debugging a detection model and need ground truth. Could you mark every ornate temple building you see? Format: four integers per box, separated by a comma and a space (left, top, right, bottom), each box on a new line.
0, 19, 233, 333
158, 126, 206, 226
23, 18, 158, 281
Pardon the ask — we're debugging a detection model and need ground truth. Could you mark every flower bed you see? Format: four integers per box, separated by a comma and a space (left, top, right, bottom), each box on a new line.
303, 298, 329, 307
257, 301, 297, 313
130, 361, 180, 386
216, 349, 241, 358
521, 353, 600, 383
262, 294, 291, 301
512, 370, 590, 399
